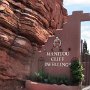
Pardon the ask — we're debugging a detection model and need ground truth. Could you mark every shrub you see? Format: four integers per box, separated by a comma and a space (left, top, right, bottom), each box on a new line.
31, 70, 48, 83
70, 58, 84, 85
30, 70, 70, 85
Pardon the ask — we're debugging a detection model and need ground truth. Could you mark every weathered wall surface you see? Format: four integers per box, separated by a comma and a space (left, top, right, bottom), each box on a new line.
0, 0, 67, 89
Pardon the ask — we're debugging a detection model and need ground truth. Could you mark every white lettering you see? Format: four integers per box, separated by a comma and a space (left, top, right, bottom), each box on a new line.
45, 62, 51, 66
45, 62, 71, 67
46, 52, 70, 56
51, 57, 64, 61
47, 52, 51, 56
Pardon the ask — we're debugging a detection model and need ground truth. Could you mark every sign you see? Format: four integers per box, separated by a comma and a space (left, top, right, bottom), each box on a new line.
44, 37, 71, 67
45, 51, 71, 67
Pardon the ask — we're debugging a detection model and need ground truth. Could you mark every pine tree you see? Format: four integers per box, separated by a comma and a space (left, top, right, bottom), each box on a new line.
83, 40, 89, 54
81, 40, 89, 62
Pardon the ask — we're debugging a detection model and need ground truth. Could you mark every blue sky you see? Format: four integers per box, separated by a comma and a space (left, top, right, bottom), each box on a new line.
63, 0, 90, 51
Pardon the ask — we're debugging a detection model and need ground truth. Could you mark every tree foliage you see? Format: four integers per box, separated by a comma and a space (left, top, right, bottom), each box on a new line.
82, 40, 89, 54
70, 58, 84, 85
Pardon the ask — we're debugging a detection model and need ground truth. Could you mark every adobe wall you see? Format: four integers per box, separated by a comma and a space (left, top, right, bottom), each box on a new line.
30, 11, 90, 77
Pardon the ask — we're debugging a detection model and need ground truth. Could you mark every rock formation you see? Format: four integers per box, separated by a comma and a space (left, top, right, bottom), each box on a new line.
0, 0, 67, 89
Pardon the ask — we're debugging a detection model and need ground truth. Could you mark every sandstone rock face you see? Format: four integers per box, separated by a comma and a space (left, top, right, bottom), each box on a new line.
0, 0, 67, 89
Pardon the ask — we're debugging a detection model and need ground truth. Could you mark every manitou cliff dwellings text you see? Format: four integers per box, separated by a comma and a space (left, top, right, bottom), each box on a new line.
45, 52, 71, 67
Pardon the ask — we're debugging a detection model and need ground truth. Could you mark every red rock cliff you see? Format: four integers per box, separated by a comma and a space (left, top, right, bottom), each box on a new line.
0, 0, 67, 89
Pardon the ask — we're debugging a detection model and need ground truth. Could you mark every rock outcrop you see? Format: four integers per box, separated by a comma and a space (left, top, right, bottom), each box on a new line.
0, 0, 67, 89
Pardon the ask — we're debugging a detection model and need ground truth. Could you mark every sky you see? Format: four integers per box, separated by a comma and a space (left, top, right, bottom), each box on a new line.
63, 0, 90, 51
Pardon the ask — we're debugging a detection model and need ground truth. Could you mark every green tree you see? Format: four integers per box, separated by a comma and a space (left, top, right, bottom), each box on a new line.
81, 40, 89, 61
83, 40, 89, 54
70, 58, 84, 85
